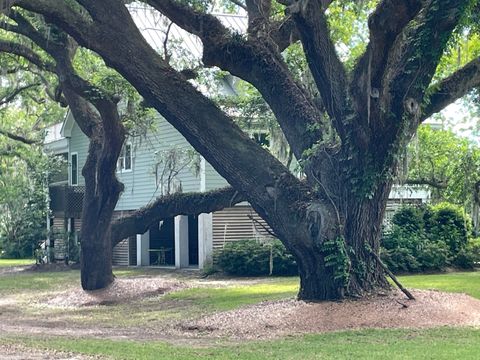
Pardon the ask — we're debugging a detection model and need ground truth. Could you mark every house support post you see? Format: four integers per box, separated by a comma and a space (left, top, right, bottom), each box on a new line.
136, 230, 150, 266
198, 212, 213, 270
175, 215, 189, 268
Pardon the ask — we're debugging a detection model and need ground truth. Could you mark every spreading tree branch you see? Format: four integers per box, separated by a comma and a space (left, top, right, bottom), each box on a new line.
13, 0, 96, 46
382, 0, 470, 123
351, 0, 423, 127
0, 128, 39, 144
0, 82, 41, 106
422, 56, 480, 121
0, 39, 55, 71
290, 0, 349, 141
373, 0, 471, 171
111, 187, 245, 246
269, 17, 299, 52
229, 0, 247, 11
245, 0, 271, 34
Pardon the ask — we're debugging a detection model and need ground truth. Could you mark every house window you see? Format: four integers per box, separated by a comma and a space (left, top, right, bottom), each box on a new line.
118, 143, 133, 172
71, 153, 78, 186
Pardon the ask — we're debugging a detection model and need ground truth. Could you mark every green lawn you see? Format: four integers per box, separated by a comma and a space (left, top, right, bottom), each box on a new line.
164, 278, 298, 311
398, 271, 480, 299
0, 270, 79, 295
6, 327, 480, 359
0, 267, 151, 296
0, 258, 35, 267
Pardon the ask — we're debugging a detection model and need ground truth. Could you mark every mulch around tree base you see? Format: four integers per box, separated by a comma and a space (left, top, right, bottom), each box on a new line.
175, 289, 480, 340
44, 277, 185, 307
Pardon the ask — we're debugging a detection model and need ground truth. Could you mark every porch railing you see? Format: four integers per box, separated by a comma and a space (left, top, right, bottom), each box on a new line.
49, 185, 85, 217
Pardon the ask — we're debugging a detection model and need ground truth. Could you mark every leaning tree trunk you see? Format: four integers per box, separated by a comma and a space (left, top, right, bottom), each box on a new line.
79, 131, 124, 290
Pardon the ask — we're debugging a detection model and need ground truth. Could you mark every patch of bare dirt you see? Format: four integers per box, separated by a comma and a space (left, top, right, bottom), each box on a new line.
0, 343, 101, 360
176, 289, 480, 339
43, 277, 185, 308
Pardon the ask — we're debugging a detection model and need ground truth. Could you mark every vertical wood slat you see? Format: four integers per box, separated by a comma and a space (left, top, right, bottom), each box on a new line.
111, 211, 135, 266
113, 239, 129, 266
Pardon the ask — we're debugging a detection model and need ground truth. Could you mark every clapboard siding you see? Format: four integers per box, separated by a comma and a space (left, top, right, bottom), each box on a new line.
212, 206, 272, 251
69, 123, 89, 186
204, 162, 229, 191
113, 239, 129, 266
69, 116, 202, 211
129, 235, 137, 266
111, 212, 135, 266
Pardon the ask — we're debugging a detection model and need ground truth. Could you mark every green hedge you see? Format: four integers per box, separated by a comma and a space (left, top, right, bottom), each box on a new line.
381, 203, 478, 273
216, 239, 298, 276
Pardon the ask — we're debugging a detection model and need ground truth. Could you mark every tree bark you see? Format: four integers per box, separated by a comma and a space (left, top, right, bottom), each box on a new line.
78, 131, 123, 290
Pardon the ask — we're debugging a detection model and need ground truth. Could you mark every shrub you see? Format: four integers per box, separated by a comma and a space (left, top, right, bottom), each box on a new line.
216, 240, 270, 276
216, 239, 297, 276
381, 203, 475, 273
454, 238, 480, 269
381, 220, 427, 273
382, 225, 423, 252
381, 246, 420, 273
424, 202, 470, 254
270, 240, 298, 275
416, 241, 449, 271
469, 238, 480, 261
452, 248, 476, 269
391, 206, 425, 232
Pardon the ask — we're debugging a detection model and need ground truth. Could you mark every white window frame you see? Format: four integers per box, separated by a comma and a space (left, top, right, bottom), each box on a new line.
117, 142, 133, 172
70, 152, 78, 186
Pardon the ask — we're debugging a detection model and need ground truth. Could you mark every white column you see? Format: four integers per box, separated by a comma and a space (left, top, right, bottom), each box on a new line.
136, 234, 142, 266
137, 230, 150, 266
198, 213, 213, 269
200, 157, 206, 192
175, 215, 189, 268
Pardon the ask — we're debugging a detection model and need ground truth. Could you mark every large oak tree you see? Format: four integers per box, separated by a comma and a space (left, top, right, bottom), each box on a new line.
3, 0, 480, 300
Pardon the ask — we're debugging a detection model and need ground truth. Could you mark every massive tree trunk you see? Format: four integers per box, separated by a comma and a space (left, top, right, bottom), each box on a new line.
273, 170, 393, 300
